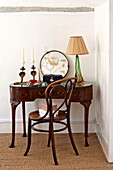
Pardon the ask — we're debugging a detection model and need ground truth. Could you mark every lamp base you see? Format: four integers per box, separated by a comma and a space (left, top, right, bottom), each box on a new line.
75, 55, 84, 85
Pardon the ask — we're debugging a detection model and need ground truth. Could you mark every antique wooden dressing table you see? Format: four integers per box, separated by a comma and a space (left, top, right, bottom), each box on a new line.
9, 82, 93, 148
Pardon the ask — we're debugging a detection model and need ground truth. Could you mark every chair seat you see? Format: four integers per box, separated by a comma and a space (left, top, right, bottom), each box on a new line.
29, 110, 67, 121
29, 110, 40, 120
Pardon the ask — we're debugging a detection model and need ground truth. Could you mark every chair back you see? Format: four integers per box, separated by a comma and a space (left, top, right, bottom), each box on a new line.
45, 77, 76, 117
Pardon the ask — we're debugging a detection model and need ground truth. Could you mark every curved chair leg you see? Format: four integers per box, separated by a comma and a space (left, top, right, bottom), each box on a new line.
51, 121, 58, 165
67, 116, 79, 155
24, 118, 32, 156
47, 123, 51, 147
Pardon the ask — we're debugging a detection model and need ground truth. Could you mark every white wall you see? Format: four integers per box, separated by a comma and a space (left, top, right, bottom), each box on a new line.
0, 0, 107, 7
0, 11, 95, 133
108, 0, 113, 162
95, 0, 109, 159
95, 0, 113, 162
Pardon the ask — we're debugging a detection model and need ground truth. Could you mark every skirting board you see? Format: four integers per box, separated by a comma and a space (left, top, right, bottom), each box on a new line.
96, 123, 109, 162
0, 119, 96, 133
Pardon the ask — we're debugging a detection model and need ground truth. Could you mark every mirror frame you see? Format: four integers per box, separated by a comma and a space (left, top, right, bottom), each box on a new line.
40, 50, 69, 77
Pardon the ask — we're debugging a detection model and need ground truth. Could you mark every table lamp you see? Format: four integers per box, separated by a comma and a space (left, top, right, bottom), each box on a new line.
66, 36, 88, 84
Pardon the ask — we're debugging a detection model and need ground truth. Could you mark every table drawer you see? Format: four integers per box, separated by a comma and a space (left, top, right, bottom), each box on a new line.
10, 88, 33, 101
71, 86, 92, 102
33, 87, 45, 98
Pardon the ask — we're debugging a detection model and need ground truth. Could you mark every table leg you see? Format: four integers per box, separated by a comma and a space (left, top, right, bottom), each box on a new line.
9, 101, 20, 148
22, 102, 27, 137
80, 101, 91, 147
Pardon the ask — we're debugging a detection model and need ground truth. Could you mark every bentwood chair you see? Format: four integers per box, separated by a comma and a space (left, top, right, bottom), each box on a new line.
24, 77, 79, 165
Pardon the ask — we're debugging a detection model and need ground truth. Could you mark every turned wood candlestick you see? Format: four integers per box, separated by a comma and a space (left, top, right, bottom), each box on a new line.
31, 65, 37, 80
19, 66, 26, 83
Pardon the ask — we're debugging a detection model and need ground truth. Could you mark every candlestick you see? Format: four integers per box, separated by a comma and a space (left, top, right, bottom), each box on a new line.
31, 65, 37, 80
19, 66, 26, 83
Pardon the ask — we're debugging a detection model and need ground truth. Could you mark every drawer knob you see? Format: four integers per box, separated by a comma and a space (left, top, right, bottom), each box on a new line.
57, 91, 65, 96
19, 93, 28, 98
74, 94, 81, 99
38, 91, 45, 96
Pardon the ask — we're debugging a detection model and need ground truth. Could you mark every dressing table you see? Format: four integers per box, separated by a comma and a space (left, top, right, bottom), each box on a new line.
9, 82, 93, 148
9, 50, 93, 148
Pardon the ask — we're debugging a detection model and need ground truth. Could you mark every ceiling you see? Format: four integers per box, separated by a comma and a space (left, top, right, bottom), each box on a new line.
0, 0, 107, 8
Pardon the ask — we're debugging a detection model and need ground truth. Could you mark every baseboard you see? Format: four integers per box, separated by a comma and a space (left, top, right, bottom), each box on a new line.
71, 119, 96, 133
96, 123, 109, 162
0, 119, 96, 133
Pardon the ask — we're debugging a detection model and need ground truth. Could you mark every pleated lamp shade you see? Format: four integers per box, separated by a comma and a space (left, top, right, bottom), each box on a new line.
66, 36, 89, 55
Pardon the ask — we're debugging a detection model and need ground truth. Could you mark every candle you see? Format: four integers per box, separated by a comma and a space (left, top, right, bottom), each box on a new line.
32, 48, 35, 65
22, 48, 25, 67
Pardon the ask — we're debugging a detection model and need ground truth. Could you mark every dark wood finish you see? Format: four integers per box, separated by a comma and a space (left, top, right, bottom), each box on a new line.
9, 101, 20, 148
22, 102, 27, 137
9, 82, 93, 148
24, 78, 79, 165
81, 101, 91, 146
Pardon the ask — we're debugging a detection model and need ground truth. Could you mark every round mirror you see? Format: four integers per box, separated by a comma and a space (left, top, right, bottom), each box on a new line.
40, 50, 69, 77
